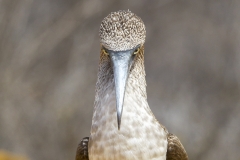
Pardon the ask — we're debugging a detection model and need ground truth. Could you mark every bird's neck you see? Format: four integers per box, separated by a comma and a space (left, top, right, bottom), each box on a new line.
89, 47, 167, 160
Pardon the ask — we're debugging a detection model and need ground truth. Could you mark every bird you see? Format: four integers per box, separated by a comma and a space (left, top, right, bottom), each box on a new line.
76, 10, 188, 160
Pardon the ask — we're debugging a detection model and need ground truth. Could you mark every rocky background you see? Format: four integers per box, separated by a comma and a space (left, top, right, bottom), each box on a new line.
0, 0, 240, 160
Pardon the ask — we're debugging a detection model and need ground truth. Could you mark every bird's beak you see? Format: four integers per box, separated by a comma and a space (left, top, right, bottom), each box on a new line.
107, 47, 137, 130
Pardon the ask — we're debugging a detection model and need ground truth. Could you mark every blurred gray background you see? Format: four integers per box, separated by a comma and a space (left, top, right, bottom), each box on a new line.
0, 0, 240, 160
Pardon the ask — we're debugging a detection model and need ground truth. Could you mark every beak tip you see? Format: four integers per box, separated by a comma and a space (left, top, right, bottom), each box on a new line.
118, 124, 121, 130
117, 112, 121, 130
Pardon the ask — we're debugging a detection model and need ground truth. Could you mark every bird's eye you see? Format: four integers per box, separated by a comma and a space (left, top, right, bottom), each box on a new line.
102, 49, 109, 56
134, 47, 140, 55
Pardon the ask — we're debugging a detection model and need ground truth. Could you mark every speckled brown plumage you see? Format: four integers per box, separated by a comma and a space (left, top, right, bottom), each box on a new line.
166, 133, 188, 160
99, 10, 146, 51
75, 137, 89, 160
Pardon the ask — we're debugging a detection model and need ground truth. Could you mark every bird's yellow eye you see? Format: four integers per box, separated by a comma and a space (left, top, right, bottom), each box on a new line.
134, 47, 140, 54
102, 49, 109, 56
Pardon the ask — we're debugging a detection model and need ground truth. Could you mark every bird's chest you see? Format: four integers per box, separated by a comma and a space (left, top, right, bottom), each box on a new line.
89, 93, 168, 160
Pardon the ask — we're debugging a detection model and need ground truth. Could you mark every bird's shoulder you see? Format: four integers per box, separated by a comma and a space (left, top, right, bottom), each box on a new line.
166, 133, 188, 160
75, 137, 89, 160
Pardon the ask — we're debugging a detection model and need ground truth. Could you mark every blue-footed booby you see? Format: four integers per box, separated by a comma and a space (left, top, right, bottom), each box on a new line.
76, 10, 188, 160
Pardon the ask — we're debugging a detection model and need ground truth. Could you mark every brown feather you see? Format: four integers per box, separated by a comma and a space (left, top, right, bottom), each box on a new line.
75, 137, 89, 160
167, 133, 188, 160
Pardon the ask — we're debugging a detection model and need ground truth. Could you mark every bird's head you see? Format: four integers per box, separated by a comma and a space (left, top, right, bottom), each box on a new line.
99, 10, 146, 130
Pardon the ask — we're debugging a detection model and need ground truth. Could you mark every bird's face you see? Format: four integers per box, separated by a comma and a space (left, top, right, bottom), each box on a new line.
99, 10, 146, 130
101, 45, 141, 129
